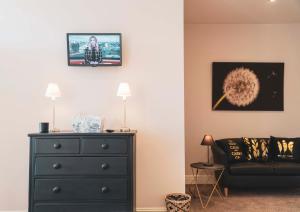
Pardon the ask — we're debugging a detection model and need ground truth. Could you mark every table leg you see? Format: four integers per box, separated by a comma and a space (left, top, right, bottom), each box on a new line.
216, 184, 224, 199
203, 169, 225, 208
191, 167, 204, 208
204, 169, 223, 199
214, 170, 224, 199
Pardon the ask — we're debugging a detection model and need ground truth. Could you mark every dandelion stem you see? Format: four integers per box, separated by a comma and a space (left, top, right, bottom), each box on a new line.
213, 93, 228, 110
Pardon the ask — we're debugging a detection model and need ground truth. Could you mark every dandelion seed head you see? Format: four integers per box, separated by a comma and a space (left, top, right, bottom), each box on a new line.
223, 67, 260, 107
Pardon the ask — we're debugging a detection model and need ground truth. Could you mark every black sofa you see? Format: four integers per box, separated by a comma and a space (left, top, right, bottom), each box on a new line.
212, 137, 300, 196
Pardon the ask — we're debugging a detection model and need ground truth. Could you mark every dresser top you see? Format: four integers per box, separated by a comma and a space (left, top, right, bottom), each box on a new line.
28, 131, 137, 137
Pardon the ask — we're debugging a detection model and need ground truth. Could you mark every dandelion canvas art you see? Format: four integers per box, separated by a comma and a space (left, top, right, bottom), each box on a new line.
212, 62, 284, 111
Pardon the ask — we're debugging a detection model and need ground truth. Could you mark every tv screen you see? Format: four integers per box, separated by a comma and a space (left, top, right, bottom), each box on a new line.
67, 33, 122, 66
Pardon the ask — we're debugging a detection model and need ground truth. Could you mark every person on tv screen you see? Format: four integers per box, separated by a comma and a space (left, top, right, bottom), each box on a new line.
84, 36, 102, 65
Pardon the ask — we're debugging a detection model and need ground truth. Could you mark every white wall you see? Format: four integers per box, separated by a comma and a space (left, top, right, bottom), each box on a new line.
185, 24, 300, 175
0, 0, 185, 210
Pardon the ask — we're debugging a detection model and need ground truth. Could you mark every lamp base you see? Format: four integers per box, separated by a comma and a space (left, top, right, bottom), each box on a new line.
120, 127, 130, 132
202, 162, 214, 167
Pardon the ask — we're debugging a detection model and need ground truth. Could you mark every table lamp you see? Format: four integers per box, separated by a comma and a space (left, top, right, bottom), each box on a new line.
45, 83, 61, 132
201, 135, 214, 166
117, 82, 131, 132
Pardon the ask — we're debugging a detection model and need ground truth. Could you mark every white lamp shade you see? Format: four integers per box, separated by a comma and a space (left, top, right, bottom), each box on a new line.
117, 82, 131, 98
45, 83, 61, 100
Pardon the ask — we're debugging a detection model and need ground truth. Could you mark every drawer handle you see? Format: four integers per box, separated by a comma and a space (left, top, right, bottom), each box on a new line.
52, 186, 61, 193
53, 143, 61, 149
52, 163, 61, 169
101, 186, 109, 193
101, 143, 109, 149
101, 163, 109, 170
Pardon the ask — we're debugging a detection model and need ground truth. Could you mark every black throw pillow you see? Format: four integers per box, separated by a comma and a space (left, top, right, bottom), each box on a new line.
216, 138, 246, 163
243, 137, 270, 162
271, 136, 300, 161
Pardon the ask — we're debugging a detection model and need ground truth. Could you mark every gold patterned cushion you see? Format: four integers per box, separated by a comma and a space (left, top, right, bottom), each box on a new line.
271, 136, 299, 161
243, 137, 270, 162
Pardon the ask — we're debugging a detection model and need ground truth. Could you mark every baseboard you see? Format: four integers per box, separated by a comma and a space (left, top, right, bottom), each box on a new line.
0, 211, 26, 212
0, 209, 166, 212
136, 207, 167, 212
185, 174, 215, 184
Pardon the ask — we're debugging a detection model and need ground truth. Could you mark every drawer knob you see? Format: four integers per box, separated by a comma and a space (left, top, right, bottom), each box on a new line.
53, 143, 61, 149
101, 163, 109, 170
101, 143, 109, 149
52, 163, 61, 169
101, 186, 109, 193
52, 186, 61, 193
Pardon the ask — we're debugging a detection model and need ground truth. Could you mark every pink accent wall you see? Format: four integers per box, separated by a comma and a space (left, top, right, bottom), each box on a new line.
185, 24, 300, 175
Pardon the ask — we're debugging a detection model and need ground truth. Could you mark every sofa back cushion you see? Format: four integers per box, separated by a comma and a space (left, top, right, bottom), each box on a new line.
216, 138, 246, 163
243, 137, 270, 162
271, 136, 300, 162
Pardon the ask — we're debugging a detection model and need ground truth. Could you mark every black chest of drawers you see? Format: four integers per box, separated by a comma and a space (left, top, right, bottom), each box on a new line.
28, 132, 136, 212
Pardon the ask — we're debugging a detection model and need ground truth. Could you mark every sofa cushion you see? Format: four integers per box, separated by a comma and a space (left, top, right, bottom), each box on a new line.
229, 162, 274, 175
273, 162, 300, 175
215, 138, 246, 163
243, 137, 270, 162
271, 136, 300, 162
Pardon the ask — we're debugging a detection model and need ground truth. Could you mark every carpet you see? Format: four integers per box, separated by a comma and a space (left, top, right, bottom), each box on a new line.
188, 186, 300, 212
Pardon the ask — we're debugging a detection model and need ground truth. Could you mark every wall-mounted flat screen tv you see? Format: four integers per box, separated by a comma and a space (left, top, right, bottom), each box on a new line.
67, 33, 122, 66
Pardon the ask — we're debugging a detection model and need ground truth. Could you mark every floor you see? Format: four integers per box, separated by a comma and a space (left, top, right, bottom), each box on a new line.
187, 185, 300, 212
3, 188, 300, 212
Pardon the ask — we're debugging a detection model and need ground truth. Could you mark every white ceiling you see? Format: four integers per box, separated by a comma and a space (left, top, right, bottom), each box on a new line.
185, 0, 300, 24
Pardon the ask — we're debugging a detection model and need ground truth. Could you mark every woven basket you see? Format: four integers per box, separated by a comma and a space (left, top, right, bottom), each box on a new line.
165, 193, 191, 212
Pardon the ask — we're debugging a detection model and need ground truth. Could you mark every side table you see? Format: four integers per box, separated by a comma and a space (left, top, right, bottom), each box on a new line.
190, 162, 225, 209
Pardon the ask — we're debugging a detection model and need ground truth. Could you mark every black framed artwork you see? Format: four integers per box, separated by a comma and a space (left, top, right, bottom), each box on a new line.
212, 62, 284, 111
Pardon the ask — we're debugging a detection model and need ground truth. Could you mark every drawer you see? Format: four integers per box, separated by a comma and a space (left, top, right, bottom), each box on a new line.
81, 137, 128, 154
35, 157, 128, 176
34, 203, 130, 212
34, 178, 128, 201
35, 138, 80, 154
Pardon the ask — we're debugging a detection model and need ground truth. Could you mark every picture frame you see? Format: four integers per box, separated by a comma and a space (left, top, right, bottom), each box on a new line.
212, 62, 284, 111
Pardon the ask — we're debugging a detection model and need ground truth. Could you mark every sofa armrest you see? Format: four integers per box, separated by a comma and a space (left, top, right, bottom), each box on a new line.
211, 143, 228, 167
